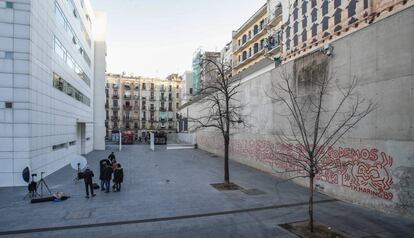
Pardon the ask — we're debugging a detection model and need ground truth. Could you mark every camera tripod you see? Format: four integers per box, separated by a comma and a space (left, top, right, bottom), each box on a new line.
73, 163, 81, 183
24, 172, 51, 200
37, 172, 52, 197
23, 174, 39, 200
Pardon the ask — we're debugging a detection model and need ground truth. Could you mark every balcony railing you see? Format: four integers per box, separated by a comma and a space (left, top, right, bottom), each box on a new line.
123, 105, 132, 110
112, 95, 119, 99
149, 97, 156, 101
134, 106, 140, 111
111, 116, 119, 121
105, 103, 109, 108
112, 105, 120, 110
150, 107, 156, 111
124, 95, 131, 100
159, 108, 166, 112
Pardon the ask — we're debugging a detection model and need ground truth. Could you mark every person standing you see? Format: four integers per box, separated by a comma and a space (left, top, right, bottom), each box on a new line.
83, 167, 96, 198
113, 163, 124, 192
103, 164, 113, 193
99, 159, 111, 191
108, 152, 116, 161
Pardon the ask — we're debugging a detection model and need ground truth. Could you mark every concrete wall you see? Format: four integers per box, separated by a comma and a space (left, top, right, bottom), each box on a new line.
183, 7, 414, 218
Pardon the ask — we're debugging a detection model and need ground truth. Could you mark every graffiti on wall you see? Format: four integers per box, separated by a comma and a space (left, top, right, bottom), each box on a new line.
198, 135, 394, 200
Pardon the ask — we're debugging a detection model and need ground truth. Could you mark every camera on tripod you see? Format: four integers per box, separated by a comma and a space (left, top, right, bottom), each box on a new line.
22, 167, 51, 200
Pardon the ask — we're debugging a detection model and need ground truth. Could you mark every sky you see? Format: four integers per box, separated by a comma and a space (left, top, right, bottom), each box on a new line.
90, 0, 266, 78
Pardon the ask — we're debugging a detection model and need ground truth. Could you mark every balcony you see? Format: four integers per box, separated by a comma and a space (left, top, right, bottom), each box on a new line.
266, 7, 282, 28
123, 105, 132, 110
159, 107, 166, 112
233, 28, 267, 55
150, 107, 156, 112
112, 105, 120, 110
160, 97, 166, 102
149, 97, 156, 101
124, 95, 131, 100
111, 116, 119, 121
105, 103, 109, 108
141, 118, 147, 121
150, 87, 155, 91
142, 106, 147, 110
134, 106, 140, 111
168, 107, 172, 111
112, 95, 119, 99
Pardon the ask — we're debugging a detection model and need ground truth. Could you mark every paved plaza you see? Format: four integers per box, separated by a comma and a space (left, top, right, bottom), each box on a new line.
0, 145, 413, 238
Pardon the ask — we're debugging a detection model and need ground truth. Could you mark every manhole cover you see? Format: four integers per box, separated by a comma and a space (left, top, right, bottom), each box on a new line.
242, 188, 266, 195
65, 210, 92, 220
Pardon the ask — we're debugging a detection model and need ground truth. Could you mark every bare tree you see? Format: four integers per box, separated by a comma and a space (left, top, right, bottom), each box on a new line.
191, 56, 245, 186
266, 58, 375, 232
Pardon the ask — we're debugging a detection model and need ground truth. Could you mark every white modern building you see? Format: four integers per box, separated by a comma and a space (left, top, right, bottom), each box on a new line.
180, 70, 193, 104
0, 0, 106, 187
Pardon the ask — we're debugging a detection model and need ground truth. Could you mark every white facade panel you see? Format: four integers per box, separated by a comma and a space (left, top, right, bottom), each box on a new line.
0, 0, 106, 187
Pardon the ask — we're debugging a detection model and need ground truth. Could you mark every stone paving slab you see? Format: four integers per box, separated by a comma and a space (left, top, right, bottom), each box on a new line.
0, 144, 413, 237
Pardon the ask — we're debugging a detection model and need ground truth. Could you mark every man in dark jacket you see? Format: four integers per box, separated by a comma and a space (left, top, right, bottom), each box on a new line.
108, 152, 116, 161
113, 163, 124, 192
99, 159, 111, 191
103, 164, 113, 193
83, 167, 96, 198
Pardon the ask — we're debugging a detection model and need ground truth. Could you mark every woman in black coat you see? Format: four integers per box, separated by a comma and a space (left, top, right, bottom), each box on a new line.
113, 163, 124, 192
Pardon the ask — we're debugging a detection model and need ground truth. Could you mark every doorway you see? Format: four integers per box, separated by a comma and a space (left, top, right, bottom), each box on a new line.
77, 122, 86, 155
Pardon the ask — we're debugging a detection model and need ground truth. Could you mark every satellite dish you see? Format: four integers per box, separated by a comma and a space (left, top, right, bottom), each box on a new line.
70, 154, 87, 171
22, 166, 30, 183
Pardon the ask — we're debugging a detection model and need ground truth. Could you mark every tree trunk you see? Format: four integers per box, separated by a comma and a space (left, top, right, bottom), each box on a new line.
309, 175, 314, 232
224, 135, 230, 185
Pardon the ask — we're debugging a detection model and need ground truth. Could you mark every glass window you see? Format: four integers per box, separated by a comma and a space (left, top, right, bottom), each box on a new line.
53, 73, 90, 106
66, 54, 75, 69
55, 4, 65, 27
54, 38, 66, 60
5, 52, 13, 59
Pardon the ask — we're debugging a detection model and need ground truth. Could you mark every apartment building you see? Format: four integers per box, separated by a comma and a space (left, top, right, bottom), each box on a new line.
105, 74, 182, 140
232, 0, 283, 75
0, 0, 106, 186
282, 0, 414, 61
191, 50, 221, 95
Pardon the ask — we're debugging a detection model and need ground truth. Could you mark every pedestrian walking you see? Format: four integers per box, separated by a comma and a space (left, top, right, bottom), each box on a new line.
113, 163, 124, 192
83, 167, 96, 198
103, 164, 113, 193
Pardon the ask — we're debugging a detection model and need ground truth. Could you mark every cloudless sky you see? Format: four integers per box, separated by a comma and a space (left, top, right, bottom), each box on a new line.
90, 0, 266, 78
